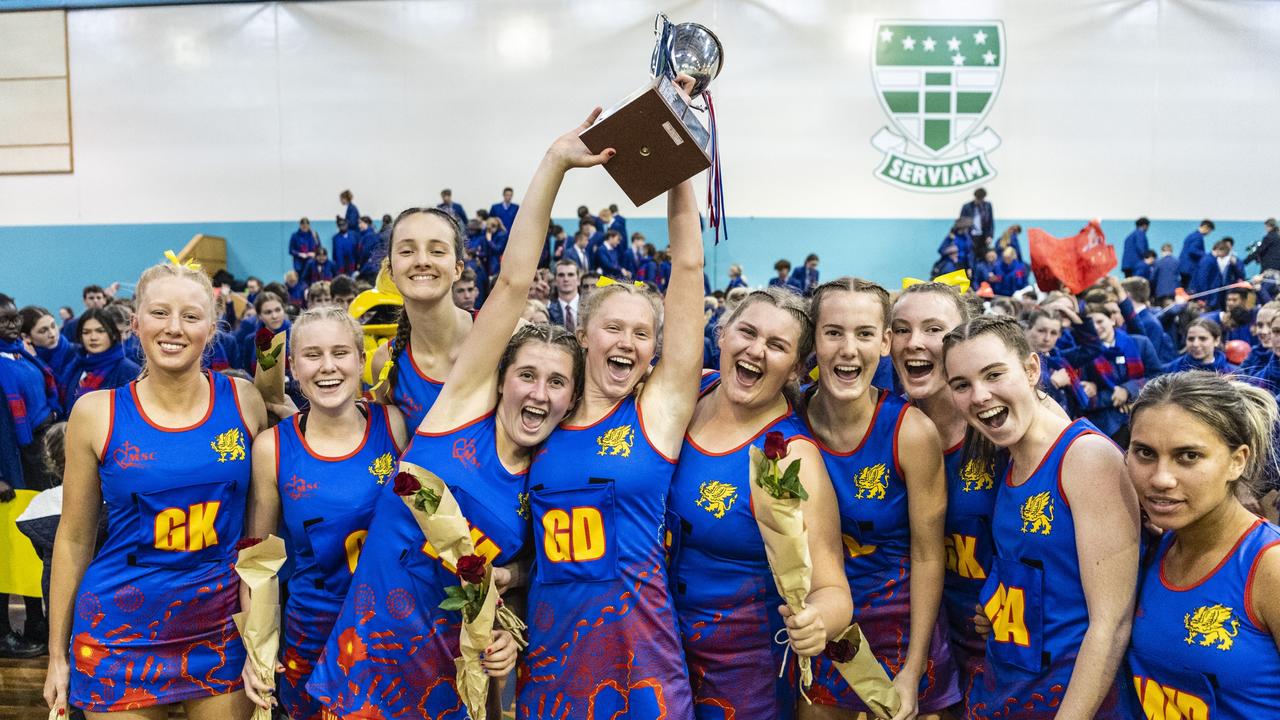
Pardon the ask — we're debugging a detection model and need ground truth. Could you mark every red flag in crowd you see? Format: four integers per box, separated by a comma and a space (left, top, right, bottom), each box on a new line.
1028, 220, 1116, 293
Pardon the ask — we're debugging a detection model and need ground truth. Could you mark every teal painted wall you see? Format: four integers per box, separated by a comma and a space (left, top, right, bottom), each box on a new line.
3, 217, 1267, 315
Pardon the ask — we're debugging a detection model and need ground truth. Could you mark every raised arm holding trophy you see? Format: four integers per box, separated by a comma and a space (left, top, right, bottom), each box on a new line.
582, 13, 726, 239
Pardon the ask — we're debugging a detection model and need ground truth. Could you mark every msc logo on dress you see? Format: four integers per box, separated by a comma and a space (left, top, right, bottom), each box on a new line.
960, 458, 994, 492
1183, 604, 1240, 651
696, 481, 737, 519
112, 441, 156, 470
853, 463, 889, 500
210, 428, 246, 463
596, 425, 634, 457
368, 452, 394, 484
1019, 491, 1053, 534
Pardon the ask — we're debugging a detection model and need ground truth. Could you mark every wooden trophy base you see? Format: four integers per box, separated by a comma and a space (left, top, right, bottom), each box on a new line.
580, 75, 712, 206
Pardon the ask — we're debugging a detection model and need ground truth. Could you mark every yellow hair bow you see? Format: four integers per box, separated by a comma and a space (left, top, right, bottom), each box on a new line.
902, 268, 970, 295
370, 355, 395, 395
164, 249, 201, 271
595, 276, 647, 289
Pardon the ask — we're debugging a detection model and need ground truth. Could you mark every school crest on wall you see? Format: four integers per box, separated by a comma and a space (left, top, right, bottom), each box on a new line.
870, 21, 1004, 192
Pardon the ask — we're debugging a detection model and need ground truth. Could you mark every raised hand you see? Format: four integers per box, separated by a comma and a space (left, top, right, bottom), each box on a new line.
545, 108, 615, 172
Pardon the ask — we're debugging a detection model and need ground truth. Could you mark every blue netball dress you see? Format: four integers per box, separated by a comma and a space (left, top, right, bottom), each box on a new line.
666, 373, 808, 720
970, 418, 1128, 719
942, 442, 1001, 708
518, 395, 694, 720
806, 391, 960, 713
1128, 518, 1280, 720
307, 413, 526, 719
69, 372, 251, 712
274, 403, 401, 720
389, 338, 444, 432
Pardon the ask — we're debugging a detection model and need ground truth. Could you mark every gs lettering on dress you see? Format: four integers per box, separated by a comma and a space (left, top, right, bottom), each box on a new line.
210, 428, 246, 463
542, 507, 606, 562
960, 458, 994, 492
853, 463, 888, 500
696, 481, 737, 519
1183, 604, 1240, 651
154, 501, 221, 552
368, 452, 395, 484
112, 441, 155, 470
1020, 491, 1054, 534
452, 438, 480, 468
1132, 676, 1210, 720
596, 425, 633, 457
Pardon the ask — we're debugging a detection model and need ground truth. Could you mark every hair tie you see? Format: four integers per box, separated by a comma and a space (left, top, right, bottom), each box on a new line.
596, 276, 646, 289
370, 356, 395, 395
163, 249, 201, 271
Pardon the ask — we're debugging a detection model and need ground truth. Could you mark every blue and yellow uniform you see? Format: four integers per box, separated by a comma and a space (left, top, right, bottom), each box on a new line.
388, 338, 444, 432
942, 442, 1001, 708
307, 413, 525, 718
274, 403, 401, 720
806, 391, 960, 713
518, 395, 693, 720
667, 373, 806, 720
1128, 518, 1280, 720
971, 419, 1128, 719
69, 372, 252, 712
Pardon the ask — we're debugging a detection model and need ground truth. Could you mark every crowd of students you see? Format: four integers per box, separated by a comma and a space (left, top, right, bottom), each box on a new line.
1, 108, 1279, 720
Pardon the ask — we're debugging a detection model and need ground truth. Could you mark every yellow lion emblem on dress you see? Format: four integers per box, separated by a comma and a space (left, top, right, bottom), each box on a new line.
210, 428, 246, 463
697, 481, 738, 519
854, 463, 889, 500
596, 425, 634, 458
1183, 604, 1240, 651
961, 459, 994, 492
368, 453, 394, 484
1019, 491, 1054, 534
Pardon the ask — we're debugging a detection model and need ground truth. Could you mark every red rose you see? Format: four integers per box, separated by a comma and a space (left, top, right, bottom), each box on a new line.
392, 471, 421, 496
235, 537, 263, 552
763, 431, 788, 461
824, 637, 856, 664
255, 326, 275, 352
456, 554, 487, 585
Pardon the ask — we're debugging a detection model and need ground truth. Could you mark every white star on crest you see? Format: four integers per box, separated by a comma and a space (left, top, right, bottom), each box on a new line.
880, 28, 894, 43
983, 51, 997, 65
902, 36, 916, 50
947, 36, 961, 52
951, 53, 966, 66
922, 37, 937, 52
974, 30, 988, 45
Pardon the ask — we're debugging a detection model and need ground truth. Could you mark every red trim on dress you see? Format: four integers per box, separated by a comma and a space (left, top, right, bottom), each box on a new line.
1006, 420, 1079, 489
295, 406, 374, 462
1245, 537, 1280, 631
890, 403, 909, 480
415, 411, 494, 438
1160, 518, 1263, 592
806, 390, 886, 458
98, 390, 116, 464
129, 372, 215, 433
635, 398, 677, 465
228, 376, 255, 440
1054, 429, 1103, 510
686, 403, 796, 458
560, 397, 627, 431
404, 338, 445, 385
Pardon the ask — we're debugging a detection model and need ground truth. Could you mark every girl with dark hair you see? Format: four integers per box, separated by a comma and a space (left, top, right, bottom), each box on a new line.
668, 287, 850, 720
802, 278, 959, 719
1163, 318, 1234, 374
371, 206, 473, 431
306, 111, 607, 719
45, 260, 270, 717
1126, 372, 1280, 719
20, 305, 77, 381
943, 315, 1139, 719
59, 307, 140, 411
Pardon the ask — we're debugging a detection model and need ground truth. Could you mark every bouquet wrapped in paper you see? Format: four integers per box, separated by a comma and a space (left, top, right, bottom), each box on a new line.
393, 461, 526, 720
232, 535, 287, 720
252, 327, 286, 405
748, 431, 814, 699
821, 624, 901, 719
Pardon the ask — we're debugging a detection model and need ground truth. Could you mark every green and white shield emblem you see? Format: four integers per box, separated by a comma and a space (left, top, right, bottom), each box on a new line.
870, 20, 1005, 192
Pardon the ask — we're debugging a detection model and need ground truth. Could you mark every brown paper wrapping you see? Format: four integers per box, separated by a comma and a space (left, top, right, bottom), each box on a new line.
232, 535, 287, 720
747, 445, 814, 696
398, 461, 524, 720
252, 332, 287, 405
825, 624, 901, 719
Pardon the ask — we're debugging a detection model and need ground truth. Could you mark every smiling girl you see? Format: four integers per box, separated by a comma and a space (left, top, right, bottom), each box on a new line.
943, 315, 1138, 720
1163, 318, 1234, 374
